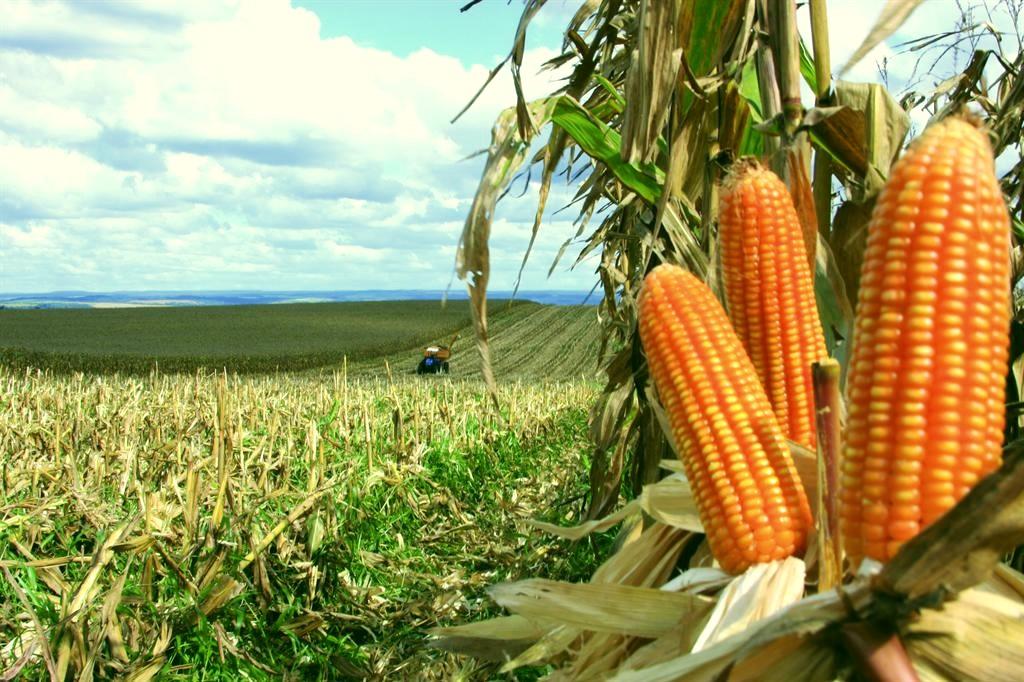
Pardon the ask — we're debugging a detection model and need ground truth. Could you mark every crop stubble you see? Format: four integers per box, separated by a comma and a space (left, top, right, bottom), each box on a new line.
0, 368, 601, 679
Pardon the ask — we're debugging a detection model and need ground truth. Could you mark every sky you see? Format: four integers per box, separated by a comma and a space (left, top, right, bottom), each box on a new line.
0, 0, 1019, 294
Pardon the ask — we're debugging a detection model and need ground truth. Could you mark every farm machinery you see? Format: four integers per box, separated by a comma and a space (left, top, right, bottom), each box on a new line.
416, 333, 457, 374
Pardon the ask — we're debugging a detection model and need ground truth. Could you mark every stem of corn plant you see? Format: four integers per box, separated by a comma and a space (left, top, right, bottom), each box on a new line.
810, 0, 834, 238
840, 621, 921, 682
812, 359, 842, 591
755, 0, 782, 161
768, 0, 802, 140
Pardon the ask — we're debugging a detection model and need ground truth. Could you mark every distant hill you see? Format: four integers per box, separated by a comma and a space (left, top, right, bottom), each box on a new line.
0, 289, 596, 309
0, 299, 602, 379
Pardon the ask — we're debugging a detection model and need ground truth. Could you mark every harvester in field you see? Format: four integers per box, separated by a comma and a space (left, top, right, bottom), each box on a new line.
416, 333, 457, 374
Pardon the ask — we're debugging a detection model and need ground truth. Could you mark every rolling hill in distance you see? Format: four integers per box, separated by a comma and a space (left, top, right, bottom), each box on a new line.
0, 289, 596, 309
0, 297, 602, 379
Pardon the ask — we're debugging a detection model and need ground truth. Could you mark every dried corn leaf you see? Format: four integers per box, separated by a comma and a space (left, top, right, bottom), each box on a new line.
621, 0, 682, 164
199, 576, 244, 617
0, 621, 41, 680
829, 196, 874, 309
614, 583, 859, 681
428, 615, 546, 662
533, 474, 701, 540
489, 579, 714, 639
65, 519, 136, 621
661, 567, 731, 594
989, 564, 1024, 601
839, 0, 924, 77
530, 500, 641, 540
554, 632, 637, 680
513, 127, 567, 296
787, 145, 818, 271
457, 98, 557, 399
609, 618, 707, 674
124, 659, 165, 682
600, 568, 739, 674
714, 632, 835, 681
1, 567, 55, 679
691, 558, 806, 652
616, 631, 834, 681
124, 622, 171, 682
591, 522, 690, 587
807, 80, 909, 199
640, 475, 702, 532
814, 233, 856, 370
500, 625, 580, 672
906, 587, 1024, 681
659, 458, 684, 474
438, 523, 690, 669
238, 488, 327, 571
451, 0, 545, 135
516, 523, 690, 669
787, 440, 820, 505
101, 569, 130, 665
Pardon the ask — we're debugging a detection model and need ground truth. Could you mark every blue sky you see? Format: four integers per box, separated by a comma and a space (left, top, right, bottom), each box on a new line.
0, 0, 1018, 294
292, 0, 569, 66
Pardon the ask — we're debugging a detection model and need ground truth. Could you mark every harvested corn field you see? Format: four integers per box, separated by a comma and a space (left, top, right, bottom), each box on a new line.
351, 303, 601, 381
5, 0, 1024, 680
0, 369, 605, 679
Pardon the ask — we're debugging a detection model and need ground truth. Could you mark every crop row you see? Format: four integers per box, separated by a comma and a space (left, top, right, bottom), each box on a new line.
0, 300, 536, 375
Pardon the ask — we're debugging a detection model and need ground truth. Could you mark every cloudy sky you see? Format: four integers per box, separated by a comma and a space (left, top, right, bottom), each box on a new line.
0, 0, 1018, 294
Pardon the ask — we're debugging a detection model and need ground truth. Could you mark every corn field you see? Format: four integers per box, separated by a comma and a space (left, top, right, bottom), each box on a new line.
4, 0, 1024, 679
0, 368, 600, 679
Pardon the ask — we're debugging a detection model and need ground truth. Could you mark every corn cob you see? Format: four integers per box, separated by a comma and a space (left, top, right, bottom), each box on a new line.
840, 117, 1011, 565
719, 162, 828, 451
638, 264, 813, 573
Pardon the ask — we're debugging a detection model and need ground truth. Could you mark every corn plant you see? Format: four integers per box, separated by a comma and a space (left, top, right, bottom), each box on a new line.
455, 0, 1024, 516
437, 0, 1024, 678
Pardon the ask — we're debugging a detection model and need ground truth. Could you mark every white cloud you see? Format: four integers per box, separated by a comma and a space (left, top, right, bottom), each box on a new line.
0, 0, 587, 293
0, 84, 102, 143
324, 241, 390, 262
1, 223, 52, 249
2, 0, 1009, 295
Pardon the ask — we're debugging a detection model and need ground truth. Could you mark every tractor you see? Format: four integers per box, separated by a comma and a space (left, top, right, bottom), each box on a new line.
417, 333, 457, 374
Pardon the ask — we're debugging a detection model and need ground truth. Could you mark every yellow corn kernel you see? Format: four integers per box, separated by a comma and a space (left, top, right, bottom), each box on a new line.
719, 162, 828, 451
639, 264, 813, 574
840, 117, 1010, 567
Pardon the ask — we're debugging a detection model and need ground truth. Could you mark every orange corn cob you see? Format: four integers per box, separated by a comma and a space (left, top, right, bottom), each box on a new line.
840, 117, 1011, 565
719, 162, 828, 451
638, 264, 813, 574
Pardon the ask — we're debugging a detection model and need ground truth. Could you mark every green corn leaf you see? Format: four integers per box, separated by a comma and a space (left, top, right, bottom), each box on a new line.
550, 96, 664, 204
